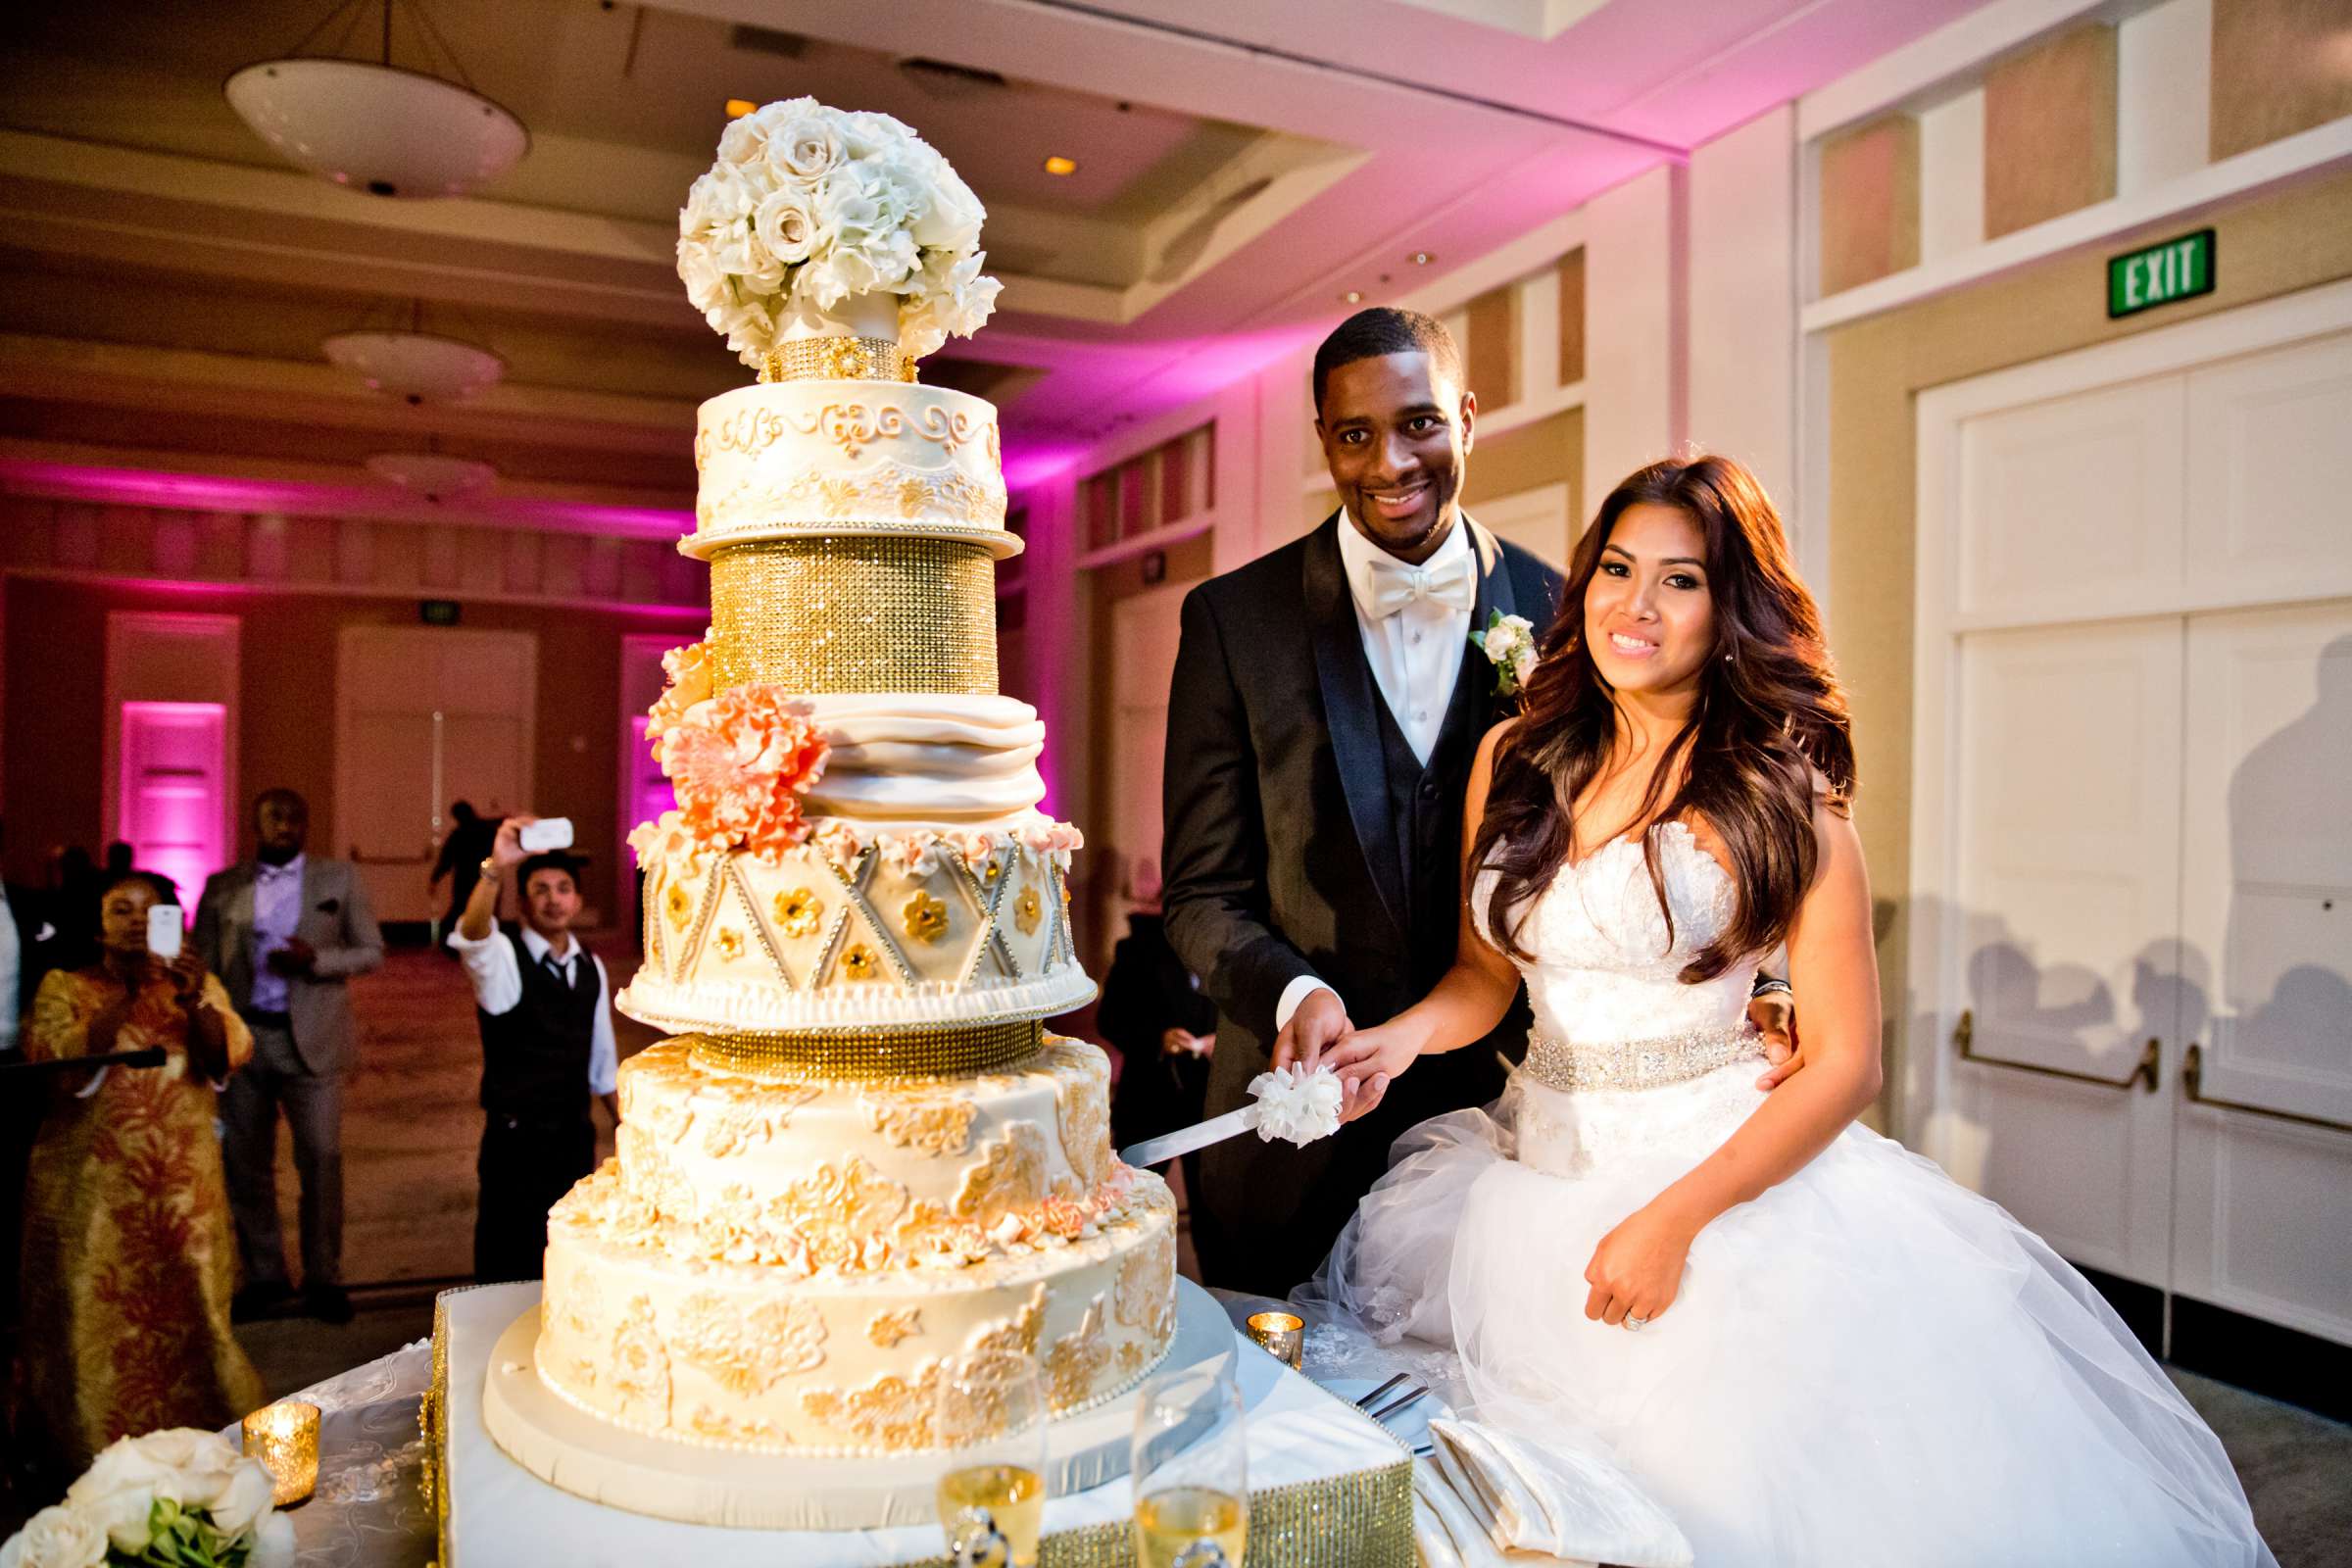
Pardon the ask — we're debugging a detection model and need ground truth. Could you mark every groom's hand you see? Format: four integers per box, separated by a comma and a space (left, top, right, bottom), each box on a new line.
1273, 988, 1351, 1073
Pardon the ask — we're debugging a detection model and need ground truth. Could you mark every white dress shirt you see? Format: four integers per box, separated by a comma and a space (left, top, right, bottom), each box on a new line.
248, 855, 306, 1013
446, 923, 619, 1098
1278, 517, 1477, 1034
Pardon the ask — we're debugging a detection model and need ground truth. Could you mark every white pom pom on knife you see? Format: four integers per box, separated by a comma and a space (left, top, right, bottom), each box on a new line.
1116, 1062, 1346, 1167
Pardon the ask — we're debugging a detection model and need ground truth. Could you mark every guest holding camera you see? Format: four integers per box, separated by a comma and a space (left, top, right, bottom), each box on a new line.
447, 815, 620, 1284
15, 871, 263, 1476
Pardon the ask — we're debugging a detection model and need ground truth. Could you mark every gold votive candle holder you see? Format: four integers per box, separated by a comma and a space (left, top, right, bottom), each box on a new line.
1245, 1311, 1304, 1370
241, 1400, 319, 1505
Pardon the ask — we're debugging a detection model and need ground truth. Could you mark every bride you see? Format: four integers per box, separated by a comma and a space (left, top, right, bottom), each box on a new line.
1298, 455, 2274, 1565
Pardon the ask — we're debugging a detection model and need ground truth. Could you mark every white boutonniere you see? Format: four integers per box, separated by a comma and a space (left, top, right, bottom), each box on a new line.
1470, 610, 1539, 698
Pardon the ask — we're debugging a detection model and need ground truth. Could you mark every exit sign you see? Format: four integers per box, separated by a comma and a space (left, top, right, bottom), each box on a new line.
419, 599, 462, 625
2109, 229, 2214, 318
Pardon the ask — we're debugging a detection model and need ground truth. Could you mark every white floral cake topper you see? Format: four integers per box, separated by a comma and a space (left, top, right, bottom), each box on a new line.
677, 98, 1004, 365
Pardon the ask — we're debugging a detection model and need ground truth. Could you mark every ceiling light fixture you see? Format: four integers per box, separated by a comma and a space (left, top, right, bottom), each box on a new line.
1043, 155, 1078, 176
366, 450, 497, 503
1341, 290, 1364, 304
224, 0, 528, 198
1409, 251, 1434, 266
322, 299, 505, 404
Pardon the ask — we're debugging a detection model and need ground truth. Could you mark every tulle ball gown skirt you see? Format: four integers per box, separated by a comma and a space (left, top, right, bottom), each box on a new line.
1314, 1062, 2277, 1567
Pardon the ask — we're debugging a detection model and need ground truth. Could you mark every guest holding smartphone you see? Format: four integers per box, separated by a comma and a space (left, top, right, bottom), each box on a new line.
15, 871, 262, 1480
447, 814, 620, 1283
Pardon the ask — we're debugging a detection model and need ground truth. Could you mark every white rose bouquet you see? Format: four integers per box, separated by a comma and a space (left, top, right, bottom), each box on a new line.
678, 98, 1004, 364
1473, 610, 1540, 698
3, 1429, 294, 1568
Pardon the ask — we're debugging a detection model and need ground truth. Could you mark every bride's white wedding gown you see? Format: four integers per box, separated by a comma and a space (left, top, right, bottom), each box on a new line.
1303, 821, 2274, 1566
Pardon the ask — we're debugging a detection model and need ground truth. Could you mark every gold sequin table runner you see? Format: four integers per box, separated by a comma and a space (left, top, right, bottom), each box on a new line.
425, 1282, 1412, 1567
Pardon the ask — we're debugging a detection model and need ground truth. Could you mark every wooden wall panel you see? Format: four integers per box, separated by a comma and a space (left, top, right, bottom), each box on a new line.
2211, 0, 2352, 161
1556, 247, 1587, 385
1984, 23, 2119, 239
1464, 281, 1520, 409
1819, 116, 1922, 295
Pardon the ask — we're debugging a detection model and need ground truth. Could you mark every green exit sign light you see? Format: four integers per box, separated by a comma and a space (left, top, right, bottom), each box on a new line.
419, 599, 462, 625
2109, 228, 2214, 318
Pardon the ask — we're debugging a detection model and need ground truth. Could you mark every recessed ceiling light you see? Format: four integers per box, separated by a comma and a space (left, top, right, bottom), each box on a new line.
1043, 155, 1078, 176
1409, 251, 1434, 266
725, 99, 759, 119
1341, 290, 1363, 304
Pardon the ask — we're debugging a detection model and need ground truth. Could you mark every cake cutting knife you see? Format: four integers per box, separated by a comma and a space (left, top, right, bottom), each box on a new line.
1118, 1104, 1260, 1169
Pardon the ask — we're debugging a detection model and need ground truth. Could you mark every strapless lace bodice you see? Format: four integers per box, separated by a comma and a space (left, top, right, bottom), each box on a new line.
1476, 819, 1757, 1047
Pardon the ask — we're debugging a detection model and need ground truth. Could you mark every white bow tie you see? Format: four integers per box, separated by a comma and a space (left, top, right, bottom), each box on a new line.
1362, 549, 1474, 618
257, 862, 299, 882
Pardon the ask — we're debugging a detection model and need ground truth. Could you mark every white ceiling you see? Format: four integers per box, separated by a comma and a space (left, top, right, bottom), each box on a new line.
0, 0, 1988, 533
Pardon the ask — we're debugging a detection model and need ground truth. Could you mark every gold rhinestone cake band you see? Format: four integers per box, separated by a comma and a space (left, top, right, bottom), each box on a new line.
1523, 1022, 1764, 1094
709, 536, 996, 694
759, 335, 917, 383
685, 1020, 1045, 1079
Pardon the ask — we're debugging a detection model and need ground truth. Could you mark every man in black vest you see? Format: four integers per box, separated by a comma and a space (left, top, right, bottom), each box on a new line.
447, 817, 619, 1283
1163, 309, 1793, 1297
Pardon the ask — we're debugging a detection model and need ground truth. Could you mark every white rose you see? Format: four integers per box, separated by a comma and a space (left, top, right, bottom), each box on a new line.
838, 109, 918, 162
202, 1458, 275, 1537
249, 1512, 296, 1568
1511, 646, 1538, 687
753, 187, 820, 267
676, 239, 725, 313
715, 97, 810, 168
766, 112, 844, 180
4, 1507, 104, 1568
909, 158, 986, 253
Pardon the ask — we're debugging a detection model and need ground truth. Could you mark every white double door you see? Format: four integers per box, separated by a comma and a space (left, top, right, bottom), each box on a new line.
1911, 286, 2352, 1350
334, 627, 537, 928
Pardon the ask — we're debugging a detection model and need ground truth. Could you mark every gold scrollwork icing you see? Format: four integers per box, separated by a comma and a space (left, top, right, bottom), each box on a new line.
902, 891, 951, 945
859, 1089, 976, 1156
766, 400, 988, 463
800, 1361, 941, 1451
965, 1285, 1048, 1358
610, 1295, 672, 1424
955, 1123, 1048, 1223
671, 1292, 828, 1396
688, 1404, 780, 1444
696, 467, 1004, 533
1044, 1298, 1111, 1410
774, 886, 824, 939
1013, 884, 1043, 937
619, 1125, 696, 1221
1046, 1042, 1111, 1191
1115, 1231, 1176, 1336
695, 1085, 816, 1157
774, 1156, 910, 1252
866, 1307, 922, 1348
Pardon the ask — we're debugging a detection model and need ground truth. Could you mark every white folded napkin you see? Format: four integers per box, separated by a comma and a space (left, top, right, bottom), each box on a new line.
1411, 1417, 1692, 1568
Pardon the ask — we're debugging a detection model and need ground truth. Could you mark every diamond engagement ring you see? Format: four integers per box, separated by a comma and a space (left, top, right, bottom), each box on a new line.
1625, 1314, 1649, 1331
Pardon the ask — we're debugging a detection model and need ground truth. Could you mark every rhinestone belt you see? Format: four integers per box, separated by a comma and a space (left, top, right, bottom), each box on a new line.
1522, 1021, 1765, 1094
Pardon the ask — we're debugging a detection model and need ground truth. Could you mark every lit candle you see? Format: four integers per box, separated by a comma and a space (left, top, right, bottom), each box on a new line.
241, 1401, 320, 1505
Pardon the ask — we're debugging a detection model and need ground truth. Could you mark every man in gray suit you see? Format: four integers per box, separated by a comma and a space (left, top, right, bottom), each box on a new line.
196, 788, 383, 1323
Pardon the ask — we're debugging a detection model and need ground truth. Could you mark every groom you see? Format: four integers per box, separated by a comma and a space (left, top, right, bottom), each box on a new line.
1160, 309, 1567, 1295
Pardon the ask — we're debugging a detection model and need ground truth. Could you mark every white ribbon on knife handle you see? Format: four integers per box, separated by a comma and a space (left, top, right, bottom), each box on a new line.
1119, 1063, 1345, 1167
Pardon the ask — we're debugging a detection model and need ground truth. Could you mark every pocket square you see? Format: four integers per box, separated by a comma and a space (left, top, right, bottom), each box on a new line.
318, 898, 341, 914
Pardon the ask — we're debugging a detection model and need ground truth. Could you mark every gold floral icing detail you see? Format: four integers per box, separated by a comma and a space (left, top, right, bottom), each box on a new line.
801, 1362, 941, 1451
696, 1085, 817, 1158
1046, 1041, 1111, 1191
609, 1295, 671, 1424
838, 942, 881, 982
623, 1077, 695, 1147
554, 1265, 605, 1349
1116, 1231, 1176, 1335
1013, 885, 1043, 937
698, 467, 1003, 532
773, 887, 824, 939
966, 1285, 1049, 1358
671, 1292, 827, 1396
687, 1404, 779, 1444
1044, 1298, 1111, 1410
1117, 1340, 1150, 1378
902, 892, 950, 945
713, 925, 745, 960
867, 1307, 922, 1349
955, 1123, 1048, 1223
664, 882, 693, 930
860, 1089, 976, 1157
617, 1125, 695, 1220
774, 1156, 909, 1254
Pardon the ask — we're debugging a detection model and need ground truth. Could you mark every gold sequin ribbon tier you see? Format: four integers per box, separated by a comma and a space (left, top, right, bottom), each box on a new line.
683, 1020, 1044, 1080
759, 336, 918, 384
708, 537, 997, 696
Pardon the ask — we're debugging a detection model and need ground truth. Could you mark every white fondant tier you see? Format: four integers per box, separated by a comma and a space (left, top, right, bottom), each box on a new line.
612, 1038, 1116, 1248
803, 694, 1046, 828
689, 379, 1010, 559
621, 822, 1091, 1035
538, 1166, 1178, 1455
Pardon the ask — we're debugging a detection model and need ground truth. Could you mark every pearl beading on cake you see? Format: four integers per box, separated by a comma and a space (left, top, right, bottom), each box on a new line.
1522, 1022, 1764, 1094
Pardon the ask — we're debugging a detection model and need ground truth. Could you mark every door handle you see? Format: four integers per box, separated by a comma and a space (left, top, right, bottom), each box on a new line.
1952, 1009, 2159, 1093
2180, 1043, 2352, 1134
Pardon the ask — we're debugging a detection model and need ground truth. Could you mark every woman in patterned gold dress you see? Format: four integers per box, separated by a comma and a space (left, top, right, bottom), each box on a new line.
15, 871, 263, 1475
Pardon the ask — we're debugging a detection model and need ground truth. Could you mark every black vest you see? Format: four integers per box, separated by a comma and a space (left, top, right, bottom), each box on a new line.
1370, 664, 1488, 993
476, 926, 597, 1120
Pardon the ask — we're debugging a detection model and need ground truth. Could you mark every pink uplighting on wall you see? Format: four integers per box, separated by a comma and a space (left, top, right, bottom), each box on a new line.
117, 701, 229, 910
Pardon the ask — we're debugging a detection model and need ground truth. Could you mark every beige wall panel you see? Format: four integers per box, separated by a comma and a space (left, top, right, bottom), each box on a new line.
1824, 166, 2352, 1098
1464, 281, 1520, 410
1465, 407, 1583, 533
2211, 0, 2352, 162
1818, 116, 1921, 295
1984, 22, 2120, 239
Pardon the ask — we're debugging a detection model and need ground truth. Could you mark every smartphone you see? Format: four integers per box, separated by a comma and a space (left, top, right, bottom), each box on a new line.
518, 817, 574, 854
147, 905, 184, 962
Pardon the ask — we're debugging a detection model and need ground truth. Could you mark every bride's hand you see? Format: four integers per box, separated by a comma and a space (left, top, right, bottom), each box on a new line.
1584, 1200, 1697, 1330
1321, 1022, 1419, 1123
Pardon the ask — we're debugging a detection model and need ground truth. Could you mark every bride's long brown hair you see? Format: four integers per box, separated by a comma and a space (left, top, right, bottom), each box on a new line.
1473, 455, 1854, 981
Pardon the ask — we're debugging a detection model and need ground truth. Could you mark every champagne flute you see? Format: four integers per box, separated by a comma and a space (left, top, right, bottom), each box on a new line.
933, 1348, 1049, 1568
1131, 1362, 1248, 1568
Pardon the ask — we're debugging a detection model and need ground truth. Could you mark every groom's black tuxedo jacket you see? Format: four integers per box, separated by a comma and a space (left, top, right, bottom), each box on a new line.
1161, 512, 1565, 1296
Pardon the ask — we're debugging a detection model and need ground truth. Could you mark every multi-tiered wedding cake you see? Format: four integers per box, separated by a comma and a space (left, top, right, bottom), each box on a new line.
518, 100, 1177, 1461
